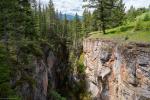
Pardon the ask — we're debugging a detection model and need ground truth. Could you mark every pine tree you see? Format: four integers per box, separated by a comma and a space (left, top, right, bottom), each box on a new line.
48, 0, 56, 36
55, 10, 60, 35
82, 9, 88, 35
42, 7, 48, 37
82, 9, 93, 36
126, 6, 137, 21
58, 11, 63, 35
32, 0, 40, 37
63, 14, 68, 38
73, 13, 82, 49
38, 0, 43, 35
91, 10, 99, 31
84, 0, 125, 34
109, 0, 125, 27
18, 0, 37, 40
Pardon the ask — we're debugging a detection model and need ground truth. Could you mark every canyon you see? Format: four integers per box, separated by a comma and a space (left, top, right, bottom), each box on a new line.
15, 38, 150, 100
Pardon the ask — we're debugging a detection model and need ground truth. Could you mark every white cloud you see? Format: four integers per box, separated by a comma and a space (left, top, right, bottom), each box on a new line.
39, 0, 83, 15
54, 0, 83, 15
124, 0, 150, 11
39, 0, 150, 15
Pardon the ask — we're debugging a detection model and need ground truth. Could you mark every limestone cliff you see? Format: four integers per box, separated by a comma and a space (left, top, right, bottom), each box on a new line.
83, 39, 150, 100
12, 50, 56, 100
33, 51, 56, 100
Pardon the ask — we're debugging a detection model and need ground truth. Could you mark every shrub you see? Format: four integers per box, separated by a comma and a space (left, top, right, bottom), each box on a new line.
0, 83, 21, 100
144, 21, 150, 31
143, 13, 150, 21
77, 54, 85, 74
134, 18, 142, 31
0, 83, 11, 98
50, 91, 66, 100
80, 92, 92, 100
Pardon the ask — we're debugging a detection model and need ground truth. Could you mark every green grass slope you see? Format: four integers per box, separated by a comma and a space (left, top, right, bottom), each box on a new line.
88, 12, 150, 43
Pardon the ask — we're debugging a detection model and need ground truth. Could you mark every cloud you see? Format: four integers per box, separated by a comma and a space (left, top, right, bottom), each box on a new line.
39, 0, 83, 15
54, 0, 83, 15
124, 0, 150, 11
39, 0, 150, 15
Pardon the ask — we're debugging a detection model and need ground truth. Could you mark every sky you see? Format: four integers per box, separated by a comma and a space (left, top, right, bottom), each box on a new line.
39, 0, 150, 16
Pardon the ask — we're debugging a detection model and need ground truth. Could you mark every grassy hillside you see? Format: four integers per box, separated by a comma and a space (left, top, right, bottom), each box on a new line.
88, 12, 150, 43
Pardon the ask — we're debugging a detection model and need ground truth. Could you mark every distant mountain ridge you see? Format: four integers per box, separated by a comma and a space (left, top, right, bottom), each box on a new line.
61, 14, 82, 20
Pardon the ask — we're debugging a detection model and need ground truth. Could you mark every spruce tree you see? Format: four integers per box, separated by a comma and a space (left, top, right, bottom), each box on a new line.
63, 14, 68, 38
18, 0, 37, 40
82, 9, 92, 36
126, 6, 137, 21
73, 13, 82, 49
84, 0, 125, 34
48, 0, 55, 36
38, 1, 43, 35
82, 9, 88, 35
109, 0, 125, 27
91, 10, 99, 31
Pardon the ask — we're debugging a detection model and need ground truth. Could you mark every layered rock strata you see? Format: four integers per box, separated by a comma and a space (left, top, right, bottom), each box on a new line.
83, 39, 150, 100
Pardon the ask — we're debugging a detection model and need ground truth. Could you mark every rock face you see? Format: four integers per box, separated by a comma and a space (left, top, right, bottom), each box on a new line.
14, 51, 56, 100
83, 39, 150, 100
33, 51, 56, 100
34, 59, 48, 100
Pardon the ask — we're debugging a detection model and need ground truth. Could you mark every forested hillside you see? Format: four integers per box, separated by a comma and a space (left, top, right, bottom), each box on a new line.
89, 12, 150, 42
0, 0, 149, 100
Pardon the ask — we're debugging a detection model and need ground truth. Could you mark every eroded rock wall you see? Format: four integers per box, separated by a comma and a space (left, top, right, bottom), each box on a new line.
83, 39, 150, 100
13, 51, 56, 100
33, 51, 56, 100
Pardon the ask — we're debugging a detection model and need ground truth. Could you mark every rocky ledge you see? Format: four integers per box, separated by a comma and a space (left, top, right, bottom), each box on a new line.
83, 39, 150, 100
